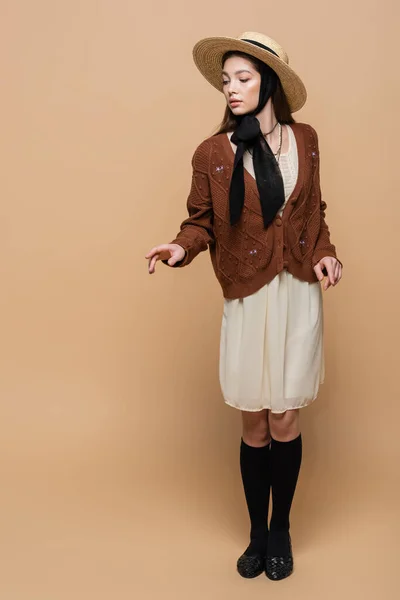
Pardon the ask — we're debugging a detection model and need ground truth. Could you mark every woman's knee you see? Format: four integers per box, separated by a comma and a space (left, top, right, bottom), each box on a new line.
268, 409, 300, 441
241, 409, 271, 446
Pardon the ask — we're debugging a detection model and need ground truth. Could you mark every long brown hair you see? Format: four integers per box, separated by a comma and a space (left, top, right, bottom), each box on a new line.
212, 51, 295, 136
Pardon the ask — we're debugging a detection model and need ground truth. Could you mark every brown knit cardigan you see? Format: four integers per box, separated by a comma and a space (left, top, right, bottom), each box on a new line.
163, 122, 342, 299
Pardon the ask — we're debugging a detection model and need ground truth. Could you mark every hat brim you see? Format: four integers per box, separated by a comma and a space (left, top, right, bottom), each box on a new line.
192, 36, 307, 113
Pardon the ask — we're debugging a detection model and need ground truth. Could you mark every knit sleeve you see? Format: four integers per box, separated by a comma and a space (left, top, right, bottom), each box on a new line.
162, 139, 214, 268
310, 127, 343, 268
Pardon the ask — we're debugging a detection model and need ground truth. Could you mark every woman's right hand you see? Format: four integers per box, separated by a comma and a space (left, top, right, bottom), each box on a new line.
145, 243, 186, 274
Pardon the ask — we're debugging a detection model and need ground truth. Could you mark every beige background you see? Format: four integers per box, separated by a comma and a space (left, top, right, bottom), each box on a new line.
0, 1, 399, 598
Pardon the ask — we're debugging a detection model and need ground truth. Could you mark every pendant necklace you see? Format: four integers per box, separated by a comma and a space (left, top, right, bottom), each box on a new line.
248, 121, 282, 162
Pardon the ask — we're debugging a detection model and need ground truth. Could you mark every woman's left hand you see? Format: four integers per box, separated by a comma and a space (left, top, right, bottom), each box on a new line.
314, 257, 343, 290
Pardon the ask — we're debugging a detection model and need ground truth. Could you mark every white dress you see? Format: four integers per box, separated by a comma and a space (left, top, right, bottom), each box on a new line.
219, 125, 325, 413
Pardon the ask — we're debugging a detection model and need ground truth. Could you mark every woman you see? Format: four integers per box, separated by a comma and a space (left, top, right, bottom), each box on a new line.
145, 32, 343, 581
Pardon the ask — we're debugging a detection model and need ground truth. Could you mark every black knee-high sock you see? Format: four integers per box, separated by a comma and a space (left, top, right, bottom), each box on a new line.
268, 434, 302, 556
240, 438, 271, 555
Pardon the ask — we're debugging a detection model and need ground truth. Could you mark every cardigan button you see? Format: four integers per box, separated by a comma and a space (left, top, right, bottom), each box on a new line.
275, 217, 282, 227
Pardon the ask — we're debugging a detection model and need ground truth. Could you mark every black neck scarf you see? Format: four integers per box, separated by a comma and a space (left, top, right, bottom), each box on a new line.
229, 64, 285, 228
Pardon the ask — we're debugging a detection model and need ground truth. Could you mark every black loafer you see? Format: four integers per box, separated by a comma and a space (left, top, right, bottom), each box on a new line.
237, 547, 266, 578
265, 532, 294, 580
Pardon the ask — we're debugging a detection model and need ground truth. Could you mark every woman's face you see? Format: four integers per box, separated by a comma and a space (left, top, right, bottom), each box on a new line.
222, 56, 261, 115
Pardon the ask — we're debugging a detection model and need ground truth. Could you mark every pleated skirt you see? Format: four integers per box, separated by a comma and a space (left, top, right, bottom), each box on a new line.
219, 270, 325, 413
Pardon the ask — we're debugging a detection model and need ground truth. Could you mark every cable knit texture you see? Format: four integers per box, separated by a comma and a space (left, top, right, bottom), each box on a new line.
164, 122, 341, 300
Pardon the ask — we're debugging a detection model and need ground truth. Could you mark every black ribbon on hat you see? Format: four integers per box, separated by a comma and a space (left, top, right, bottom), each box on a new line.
229, 60, 285, 228
241, 39, 279, 57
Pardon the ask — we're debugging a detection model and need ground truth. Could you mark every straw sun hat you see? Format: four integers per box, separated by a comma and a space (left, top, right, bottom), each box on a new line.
192, 31, 307, 113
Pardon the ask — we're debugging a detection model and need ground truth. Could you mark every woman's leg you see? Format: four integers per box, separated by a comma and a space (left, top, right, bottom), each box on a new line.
266, 408, 302, 580
268, 408, 300, 442
241, 408, 271, 447
236, 409, 272, 577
